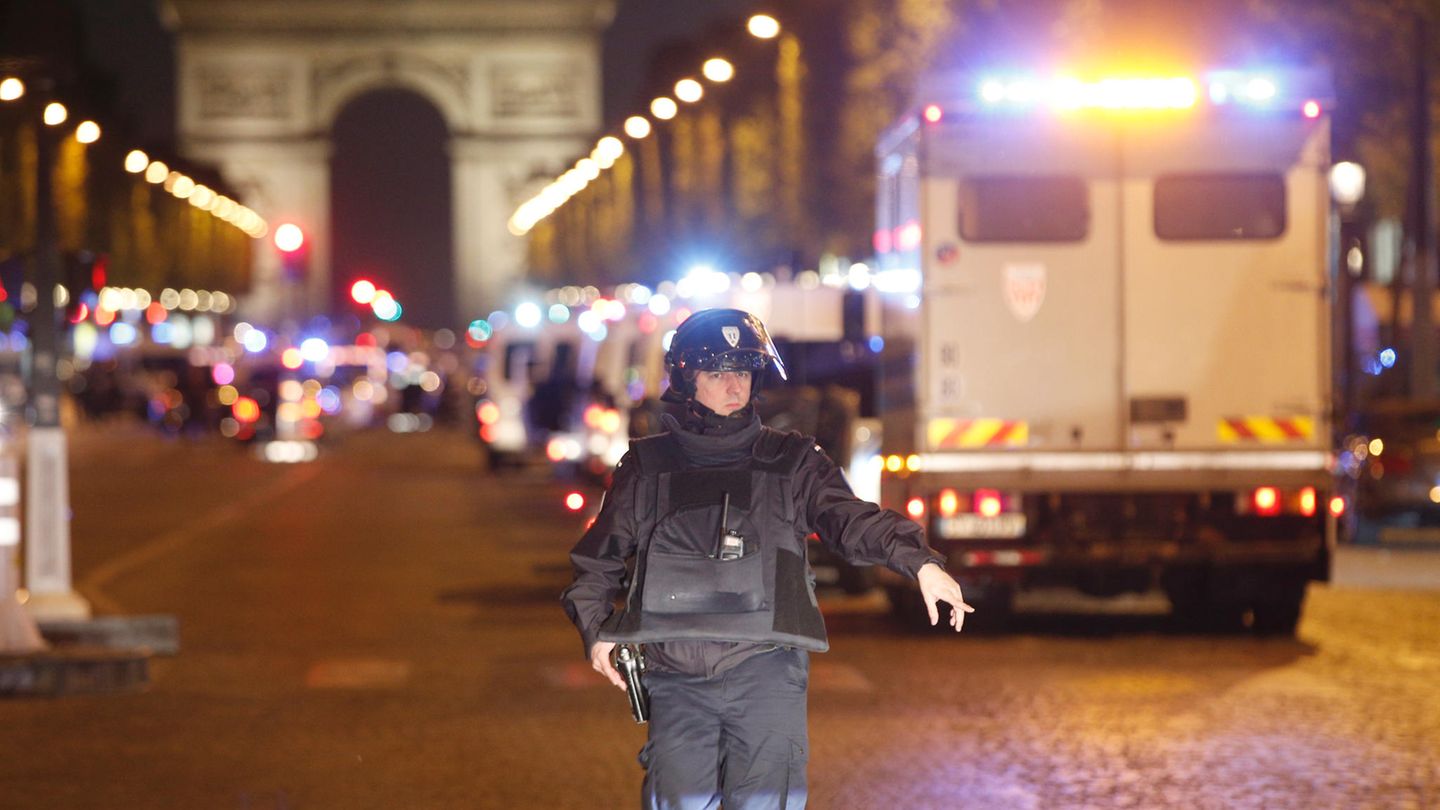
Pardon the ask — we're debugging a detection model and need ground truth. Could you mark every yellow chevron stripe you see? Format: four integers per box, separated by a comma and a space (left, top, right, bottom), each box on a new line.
928, 418, 957, 448
958, 419, 1001, 447
1006, 422, 1030, 446
1217, 416, 1316, 443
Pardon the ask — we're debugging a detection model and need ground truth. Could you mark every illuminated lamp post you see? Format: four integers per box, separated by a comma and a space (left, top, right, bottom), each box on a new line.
1331, 161, 1366, 419
4, 76, 93, 621
0, 75, 47, 650
274, 222, 308, 329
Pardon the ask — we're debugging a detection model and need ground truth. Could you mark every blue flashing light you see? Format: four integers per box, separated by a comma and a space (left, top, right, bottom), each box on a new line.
151, 322, 173, 345
386, 351, 408, 374
110, 322, 137, 346
868, 336, 885, 353
317, 386, 342, 415
1380, 348, 1397, 368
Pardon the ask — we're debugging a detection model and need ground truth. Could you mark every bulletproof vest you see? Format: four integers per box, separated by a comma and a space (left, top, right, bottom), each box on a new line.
598, 426, 830, 652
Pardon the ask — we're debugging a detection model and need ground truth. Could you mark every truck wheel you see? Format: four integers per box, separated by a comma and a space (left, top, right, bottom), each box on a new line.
1251, 577, 1307, 637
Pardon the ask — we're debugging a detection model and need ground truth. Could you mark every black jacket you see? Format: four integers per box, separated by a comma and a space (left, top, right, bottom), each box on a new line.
561, 420, 944, 662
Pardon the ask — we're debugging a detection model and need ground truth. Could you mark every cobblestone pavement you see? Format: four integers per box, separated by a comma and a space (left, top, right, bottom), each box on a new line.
1, 425, 1437, 808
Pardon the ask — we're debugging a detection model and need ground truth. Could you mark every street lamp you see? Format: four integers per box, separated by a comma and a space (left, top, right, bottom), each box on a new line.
74, 120, 100, 144
0, 77, 22, 101
624, 116, 652, 139
1330, 161, 1367, 422
747, 14, 781, 39
1330, 161, 1366, 209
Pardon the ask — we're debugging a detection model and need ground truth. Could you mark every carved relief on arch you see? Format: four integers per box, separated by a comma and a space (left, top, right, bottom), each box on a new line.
311, 52, 471, 132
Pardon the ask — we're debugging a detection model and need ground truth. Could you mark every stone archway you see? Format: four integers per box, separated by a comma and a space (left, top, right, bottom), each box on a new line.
166, 0, 615, 328
331, 87, 454, 327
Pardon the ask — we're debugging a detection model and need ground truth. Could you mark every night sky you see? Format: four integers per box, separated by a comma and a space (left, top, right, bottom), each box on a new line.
58, 0, 761, 326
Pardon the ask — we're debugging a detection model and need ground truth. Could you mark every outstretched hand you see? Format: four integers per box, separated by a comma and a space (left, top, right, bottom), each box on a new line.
917, 562, 976, 632
589, 641, 628, 691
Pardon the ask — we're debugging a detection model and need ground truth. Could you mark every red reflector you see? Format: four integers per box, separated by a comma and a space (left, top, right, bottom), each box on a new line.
1253, 486, 1281, 516
975, 489, 1002, 518
565, 492, 585, 511
1328, 496, 1346, 517
1299, 487, 1317, 517
906, 497, 926, 520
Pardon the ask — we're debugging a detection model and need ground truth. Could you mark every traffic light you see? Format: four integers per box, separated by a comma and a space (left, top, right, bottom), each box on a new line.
274, 222, 308, 281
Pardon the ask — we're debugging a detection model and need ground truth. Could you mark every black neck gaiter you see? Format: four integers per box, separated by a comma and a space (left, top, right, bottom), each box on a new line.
659, 402, 761, 466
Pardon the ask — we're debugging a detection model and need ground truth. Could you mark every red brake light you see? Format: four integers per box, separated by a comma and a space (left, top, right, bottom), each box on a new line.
565, 492, 585, 511
975, 489, 1002, 518
1253, 487, 1281, 516
923, 103, 943, 123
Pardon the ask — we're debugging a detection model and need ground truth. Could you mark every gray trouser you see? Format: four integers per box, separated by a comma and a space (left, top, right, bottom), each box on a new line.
639, 647, 809, 810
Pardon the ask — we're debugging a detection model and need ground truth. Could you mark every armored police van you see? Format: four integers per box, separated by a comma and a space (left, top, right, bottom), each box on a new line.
872, 68, 1342, 634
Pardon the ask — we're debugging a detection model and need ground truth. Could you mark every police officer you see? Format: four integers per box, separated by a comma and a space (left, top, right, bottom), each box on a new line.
562, 308, 973, 809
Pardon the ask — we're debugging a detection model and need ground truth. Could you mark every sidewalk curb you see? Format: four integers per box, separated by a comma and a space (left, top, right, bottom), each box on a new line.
0, 646, 150, 697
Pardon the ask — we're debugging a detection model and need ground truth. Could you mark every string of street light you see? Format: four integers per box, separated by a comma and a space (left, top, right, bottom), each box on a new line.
507, 13, 782, 237
1, 75, 269, 240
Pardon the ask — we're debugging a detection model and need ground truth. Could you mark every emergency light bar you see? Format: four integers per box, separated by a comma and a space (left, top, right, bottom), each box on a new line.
914, 67, 1333, 118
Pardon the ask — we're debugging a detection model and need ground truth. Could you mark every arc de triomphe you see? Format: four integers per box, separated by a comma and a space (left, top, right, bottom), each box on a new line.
165, 0, 613, 327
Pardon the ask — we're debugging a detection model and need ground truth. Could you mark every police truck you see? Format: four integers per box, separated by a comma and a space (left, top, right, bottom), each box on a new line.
872, 68, 1343, 634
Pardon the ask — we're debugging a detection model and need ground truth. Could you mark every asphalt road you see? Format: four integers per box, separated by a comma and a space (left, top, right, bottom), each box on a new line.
2, 424, 1438, 809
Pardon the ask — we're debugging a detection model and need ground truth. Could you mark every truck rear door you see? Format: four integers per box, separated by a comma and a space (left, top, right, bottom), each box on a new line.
922, 119, 1123, 450
1120, 116, 1330, 451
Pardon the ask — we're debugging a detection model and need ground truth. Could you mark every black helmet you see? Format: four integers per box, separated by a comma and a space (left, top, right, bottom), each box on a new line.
662, 308, 787, 404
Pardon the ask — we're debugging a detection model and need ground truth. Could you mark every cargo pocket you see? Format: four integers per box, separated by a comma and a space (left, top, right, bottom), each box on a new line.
643, 549, 765, 614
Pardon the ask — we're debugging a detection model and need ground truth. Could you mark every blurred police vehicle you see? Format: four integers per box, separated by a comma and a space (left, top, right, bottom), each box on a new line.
872, 68, 1342, 634
1341, 399, 1440, 547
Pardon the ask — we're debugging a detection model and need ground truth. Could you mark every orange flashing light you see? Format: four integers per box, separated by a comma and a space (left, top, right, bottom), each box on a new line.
232, 397, 261, 424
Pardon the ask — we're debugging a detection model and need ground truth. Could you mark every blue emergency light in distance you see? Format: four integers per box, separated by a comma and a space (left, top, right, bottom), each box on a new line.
968, 69, 1327, 116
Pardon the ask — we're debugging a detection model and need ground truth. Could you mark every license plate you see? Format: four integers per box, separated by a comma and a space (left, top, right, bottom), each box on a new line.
935, 513, 1027, 539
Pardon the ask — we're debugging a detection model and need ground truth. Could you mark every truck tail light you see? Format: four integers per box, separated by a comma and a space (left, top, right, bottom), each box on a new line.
975, 489, 1003, 518
1252, 486, 1281, 516
906, 497, 926, 520
1298, 487, 1317, 517
938, 488, 960, 517
1328, 495, 1346, 517
476, 400, 499, 425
